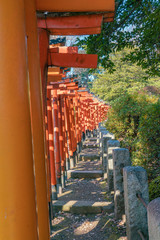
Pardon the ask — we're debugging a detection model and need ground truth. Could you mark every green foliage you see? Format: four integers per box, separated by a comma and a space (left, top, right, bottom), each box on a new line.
149, 176, 160, 201
105, 92, 152, 149
77, 0, 160, 76
105, 92, 159, 179
91, 49, 160, 104
133, 99, 160, 179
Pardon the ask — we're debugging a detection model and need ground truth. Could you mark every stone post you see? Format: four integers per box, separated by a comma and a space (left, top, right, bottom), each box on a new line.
112, 148, 131, 219
70, 155, 75, 169
66, 157, 70, 171
147, 197, 160, 240
123, 166, 149, 240
102, 135, 112, 178
98, 122, 102, 128
107, 140, 120, 191
82, 132, 85, 142
97, 126, 106, 144
91, 131, 94, 138
99, 130, 108, 161
103, 132, 115, 154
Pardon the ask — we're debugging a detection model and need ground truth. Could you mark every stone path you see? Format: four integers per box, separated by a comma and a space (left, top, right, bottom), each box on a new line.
51, 136, 127, 240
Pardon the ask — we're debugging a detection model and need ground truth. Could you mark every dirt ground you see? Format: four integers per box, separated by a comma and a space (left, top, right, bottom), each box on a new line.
51, 161, 127, 239
51, 134, 127, 240
51, 211, 127, 240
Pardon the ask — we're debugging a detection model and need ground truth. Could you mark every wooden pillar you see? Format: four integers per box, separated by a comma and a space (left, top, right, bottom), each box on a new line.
63, 98, 70, 170
0, 1, 38, 239
45, 114, 53, 221
47, 89, 57, 200
52, 89, 62, 194
38, 28, 49, 118
68, 97, 76, 167
25, 0, 50, 238
64, 97, 74, 167
60, 96, 67, 164
78, 98, 82, 142
74, 97, 80, 143
57, 95, 66, 188
70, 98, 77, 152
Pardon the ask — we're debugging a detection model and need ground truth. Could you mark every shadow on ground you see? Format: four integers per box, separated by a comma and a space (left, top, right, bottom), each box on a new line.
51, 211, 126, 240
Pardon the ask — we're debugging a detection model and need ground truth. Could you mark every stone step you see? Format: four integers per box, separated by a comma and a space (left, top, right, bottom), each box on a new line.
79, 153, 100, 161
79, 149, 100, 161
52, 200, 114, 214
67, 170, 103, 179
85, 137, 97, 142
83, 142, 99, 149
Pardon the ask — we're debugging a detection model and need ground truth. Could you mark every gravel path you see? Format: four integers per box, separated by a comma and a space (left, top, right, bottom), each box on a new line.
75, 159, 102, 171
51, 212, 126, 240
58, 178, 110, 202
80, 148, 100, 155
51, 145, 127, 239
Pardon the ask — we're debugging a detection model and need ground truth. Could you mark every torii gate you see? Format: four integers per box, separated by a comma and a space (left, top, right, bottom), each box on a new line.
0, 1, 115, 240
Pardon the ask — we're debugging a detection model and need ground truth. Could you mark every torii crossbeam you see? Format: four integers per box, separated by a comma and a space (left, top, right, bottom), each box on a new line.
36, 0, 115, 12
48, 53, 98, 68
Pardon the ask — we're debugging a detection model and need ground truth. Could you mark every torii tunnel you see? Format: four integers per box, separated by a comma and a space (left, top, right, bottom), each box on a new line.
0, 0, 115, 239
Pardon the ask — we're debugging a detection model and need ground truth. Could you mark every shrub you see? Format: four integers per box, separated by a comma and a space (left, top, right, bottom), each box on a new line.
149, 176, 160, 201
105, 92, 159, 179
105, 92, 155, 153
133, 99, 160, 179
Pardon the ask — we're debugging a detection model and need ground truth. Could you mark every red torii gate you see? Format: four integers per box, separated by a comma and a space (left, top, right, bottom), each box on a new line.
0, 0, 115, 239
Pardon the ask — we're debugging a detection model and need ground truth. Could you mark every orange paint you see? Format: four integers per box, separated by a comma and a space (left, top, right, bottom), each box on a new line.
48, 67, 60, 74
64, 97, 73, 157
48, 53, 98, 68
25, 1, 50, 238
69, 99, 75, 152
49, 46, 78, 53
0, 1, 38, 238
36, 0, 115, 12
48, 27, 102, 35
38, 29, 49, 112
47, 89, 57, 186
38, 14, 103, 35
38, 15, 103, 29
47, 74, 63, 82
57, 95, 65, 172
51, 89, 62, 180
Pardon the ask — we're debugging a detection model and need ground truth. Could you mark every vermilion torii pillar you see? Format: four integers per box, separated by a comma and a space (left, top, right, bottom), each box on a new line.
51, 89, 62, 195
64, 96, 74, 168
38, 28, 49, 115
47, 89, 57, 200
60, 95, 69, 171
57, 95, 66, 188
25, 0, 50, 239
0, 1, 38, 239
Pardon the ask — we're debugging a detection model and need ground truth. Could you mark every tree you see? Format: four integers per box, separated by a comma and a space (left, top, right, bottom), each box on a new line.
77, 0, 160, 76
91, 49, 160, 103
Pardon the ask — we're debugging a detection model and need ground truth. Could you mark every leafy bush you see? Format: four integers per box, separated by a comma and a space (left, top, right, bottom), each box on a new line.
133, 99, 160, 179
105, 92, 159, 179
106, 92, 154, 152
149, 176, 160, 201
